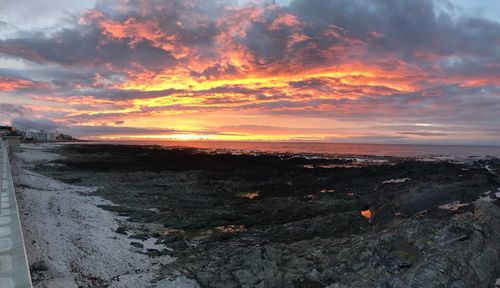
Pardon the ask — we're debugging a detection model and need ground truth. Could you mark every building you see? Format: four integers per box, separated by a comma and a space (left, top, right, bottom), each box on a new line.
24, 129, 49, 142
49, 132, 57, 141
56, 133, 73, 141
2, 131, 22, 152
0, 126, 13, 136
21, 129, 73, 142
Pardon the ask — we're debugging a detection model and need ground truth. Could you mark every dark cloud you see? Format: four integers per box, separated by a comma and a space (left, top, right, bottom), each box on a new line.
0, 68, 28, 78
327, 134, 410, 144
0, 69, 51, 91
66, 125, 177, 137
73, 88, 180, 100
0, 28, 175, 70
0, 103, 33, 117
1, 0, 499, 75
1, 0, 498, 84
65, 125, 228, 137
11, 117, 60, 130
287, 0, 500, 68
0, 20, 16, 35
398, 131, 449, 137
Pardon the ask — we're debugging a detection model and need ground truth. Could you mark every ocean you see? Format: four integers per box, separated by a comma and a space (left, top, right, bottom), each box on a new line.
112, 140, 500, 158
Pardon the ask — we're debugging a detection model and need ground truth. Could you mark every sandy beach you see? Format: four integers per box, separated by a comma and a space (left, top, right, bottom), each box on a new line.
11, 144, 198, 288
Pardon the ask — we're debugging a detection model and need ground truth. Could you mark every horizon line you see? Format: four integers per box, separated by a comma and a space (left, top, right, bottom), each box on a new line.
82, 138, 500, 148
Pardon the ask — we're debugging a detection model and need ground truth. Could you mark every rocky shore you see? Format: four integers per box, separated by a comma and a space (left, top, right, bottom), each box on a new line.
11, 144, 198, 288
12, 144, 500, 287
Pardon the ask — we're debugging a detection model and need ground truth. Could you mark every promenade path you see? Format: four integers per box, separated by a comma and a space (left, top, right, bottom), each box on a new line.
0, 141, 32, 287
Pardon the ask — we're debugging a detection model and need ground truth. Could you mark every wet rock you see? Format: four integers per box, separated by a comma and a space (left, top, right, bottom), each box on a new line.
130, 242, 144, 248
232, 270, 258, 286
30, 260, 50, 284
115, 226, 127, 235
389, 201, 500, 288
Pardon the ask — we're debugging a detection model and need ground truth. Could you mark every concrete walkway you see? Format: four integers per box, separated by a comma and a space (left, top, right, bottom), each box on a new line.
0, 141, 32, 287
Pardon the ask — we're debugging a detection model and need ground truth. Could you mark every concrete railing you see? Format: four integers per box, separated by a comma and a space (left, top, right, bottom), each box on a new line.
0, 141, 32, 287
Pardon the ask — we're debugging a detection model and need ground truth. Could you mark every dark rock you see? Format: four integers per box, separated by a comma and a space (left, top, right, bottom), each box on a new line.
115, 226, 127, 235
130, 242, 144, 248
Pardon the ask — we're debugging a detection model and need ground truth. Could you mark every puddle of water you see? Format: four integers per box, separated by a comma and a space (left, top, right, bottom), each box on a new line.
215, 225, 246, 233
164, 224, 247, 239
303, 164, 362, 169
439, 201, 470, 211
383, 178, 411, 184
320, 189, 336, 193
416, 210, 428, 217
361, 209, 372, 220
163, 228, 185, 236
485, 165, 495, 174
237, 191, 260, 200
304, 194, 314, 201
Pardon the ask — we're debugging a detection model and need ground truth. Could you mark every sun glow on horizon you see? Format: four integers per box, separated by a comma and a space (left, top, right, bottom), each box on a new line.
85, 132, 339, 142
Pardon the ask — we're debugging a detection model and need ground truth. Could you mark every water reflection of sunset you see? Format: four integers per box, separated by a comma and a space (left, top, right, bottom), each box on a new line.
361, 209, 372, 221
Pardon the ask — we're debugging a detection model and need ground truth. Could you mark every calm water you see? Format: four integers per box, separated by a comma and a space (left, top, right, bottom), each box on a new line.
113, 140, 500, 158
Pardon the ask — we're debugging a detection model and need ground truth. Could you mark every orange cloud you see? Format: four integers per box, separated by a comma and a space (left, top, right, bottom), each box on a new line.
0, 76, 47, 91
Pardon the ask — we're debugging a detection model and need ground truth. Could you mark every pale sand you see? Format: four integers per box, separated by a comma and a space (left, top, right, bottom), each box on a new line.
11, 144, 199, 288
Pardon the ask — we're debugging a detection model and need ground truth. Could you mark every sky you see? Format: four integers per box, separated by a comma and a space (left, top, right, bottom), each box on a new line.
0, 0, 499, 145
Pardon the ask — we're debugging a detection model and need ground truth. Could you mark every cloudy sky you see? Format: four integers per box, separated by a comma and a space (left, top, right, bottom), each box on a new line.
1, 0, 499, 145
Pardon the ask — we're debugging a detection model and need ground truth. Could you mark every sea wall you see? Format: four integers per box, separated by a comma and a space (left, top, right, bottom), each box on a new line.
0, 141, 32, 287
